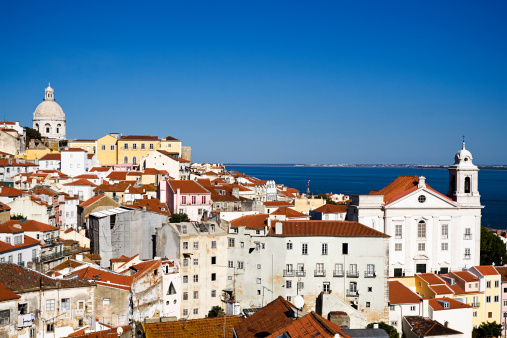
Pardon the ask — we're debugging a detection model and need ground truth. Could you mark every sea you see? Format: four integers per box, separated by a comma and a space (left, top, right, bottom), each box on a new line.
224, 165, 507, 229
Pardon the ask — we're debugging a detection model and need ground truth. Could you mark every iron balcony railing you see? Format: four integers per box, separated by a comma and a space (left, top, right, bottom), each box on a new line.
464, 234, 472, 240
295, 270, 306, 277
283, 270, 295, 277
469, 302, 480, 308
333, 270, 344, 277
364, 271, 376, 278
314, 270, 326, 277
346, 290, 359, 297
347, 271, 359, 278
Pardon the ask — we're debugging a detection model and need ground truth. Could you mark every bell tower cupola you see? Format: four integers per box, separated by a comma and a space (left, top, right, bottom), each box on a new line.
447, 138, 480, 206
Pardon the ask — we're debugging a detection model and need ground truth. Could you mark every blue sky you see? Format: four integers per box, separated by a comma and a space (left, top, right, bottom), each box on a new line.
1, 1, 506, 164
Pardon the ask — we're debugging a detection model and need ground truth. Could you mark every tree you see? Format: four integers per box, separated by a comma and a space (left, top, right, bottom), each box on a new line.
473, 321, 502, 338
480, 227, 507, 265
208, 306, 225, 318
314, 193, 337, 205
169, 213, 190, 223
25, 126, 42, 145
10, 214, 26, 220
366, 322, 399, 338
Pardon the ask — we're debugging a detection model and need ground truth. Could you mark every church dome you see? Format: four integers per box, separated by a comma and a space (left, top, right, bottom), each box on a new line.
33, 84, 65, 121
454, 141, 473, 165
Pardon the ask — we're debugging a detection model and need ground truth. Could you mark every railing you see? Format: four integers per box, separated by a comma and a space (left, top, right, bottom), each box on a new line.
44, 237, 60, 245
295, 270, 306, 277
283, 270, 295, 277
41, 251, 64, 262
346, 290, 359, 297
441, 234, 448, 239
333, 270, 344, 277
314, 270, 326, 277
464, 234, 472, 240
395, 235, 402, 239
347, 271, 359, 278
17, 261, 25, 267
469, 302, 480, 308
364, 271, 376, 278
464, 254, 471, 260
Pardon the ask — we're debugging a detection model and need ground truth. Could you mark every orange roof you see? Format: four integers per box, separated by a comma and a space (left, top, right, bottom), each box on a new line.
39, 153, 61, 161
79, 194, 106, 207
0, 281, 20, 302
74, 174, 99, 180
389, 280, 421, 304
143, 168, 161, 175
72, 266, 133, 291
418, 273, 446, 285
90, 167, 111, 172
271, 221, 390, 238
370, 175, 419, 203
312, 204, 347, 214
495, 267, 507, 283
62, 148, 87, 152
264, 201, 293, 207
428, 297, 472, 311
0, 236, 40, 253
450, 271, 479, 283
178, 158, 190, 163
31, 187, 58, 197
267, 312, 348, 338
0, 159, 37, 167
0, 186, 23, 197
123, 198, 170, 216
474, 265, 500, 276
119, 135, 158, 141
143, 316, 242, 337
64, 179, 97, 187
429, 284, 454, 295
106, 171, 128, 181
157, 150, 179, 157
168, 180, 210, 194
270, 207, 309, 218
2, 220, 58, 232
68, 326, 131, 338
230, 214, 269, 229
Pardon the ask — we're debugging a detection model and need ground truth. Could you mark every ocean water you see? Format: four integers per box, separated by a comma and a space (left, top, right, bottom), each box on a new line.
225, 165, 507, 229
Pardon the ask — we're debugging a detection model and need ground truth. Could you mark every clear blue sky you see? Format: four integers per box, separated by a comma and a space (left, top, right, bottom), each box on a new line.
1, 1, 506, 164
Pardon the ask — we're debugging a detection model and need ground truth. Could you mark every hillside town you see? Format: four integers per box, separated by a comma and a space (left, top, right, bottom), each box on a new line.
0, 84, 503, 338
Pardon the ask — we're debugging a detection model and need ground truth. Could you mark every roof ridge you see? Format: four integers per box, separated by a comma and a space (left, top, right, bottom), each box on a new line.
309, 311, 338, 334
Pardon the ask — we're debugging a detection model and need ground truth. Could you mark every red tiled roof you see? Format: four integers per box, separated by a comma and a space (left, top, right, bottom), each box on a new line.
230, 214, 269, 229
123, 198, 170, 216
370, 175, 419, 203
62, 148, 87, 152
64, 179, 97, 187
312, 204, 347, 214
90, 167, 111, 172
31, 187, 58, 196
0, 281, 20, 302
178, 158, 190, 163
0, 186, 23, 197
270, 207, 309, 218
74, 174, 99, 180
264, 201, 293, 207
52, 260, 85, 271
267, 312, 349, 338
0, 236, 40, 254
495, 267, 507, 283
429, 284, 454, 295
68, 325, 131, 338
157, 150, 180, 158
271, 221, 390, 237
162, 136, 180, 141
418, 273, 446, 285
143, 316, 241, 337
0, 159, 37, 167
106, 171, 128, 181
474, 265, 500, 276
79, 194, 106, 207
0, 202, 10, 212
70, 139, 96, 143
119, 135, 159, 141
405, 316, 463, 336
39, 153, 61, 161
389, 280, 422, 304
168, 180, 210, 194
450, 271, 480, 283
2, 220, 58, 232
71, 266, 133, 291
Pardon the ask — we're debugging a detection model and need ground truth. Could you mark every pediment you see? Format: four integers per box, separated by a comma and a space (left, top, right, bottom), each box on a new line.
385, 187, 457, 209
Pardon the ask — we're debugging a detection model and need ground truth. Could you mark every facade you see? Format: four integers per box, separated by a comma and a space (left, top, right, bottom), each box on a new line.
117, 135, 159, 168
7, 195, 52, 224
310, 204, 347, 221
388, 280, 423, 333
38, 153, 61, 171
32, 84, 66, 140
155, 222, 228, 319
95, 134, 119, 166
61, 148, 88, 177
348, 142, 482, 277
143, 150, 181, 179
468, 265, 501, 326
68, 139, 97, 154
159, 180, 211, 221
0, 223, 41, 266
0, 158, 38, 182
63, 179, 97, 201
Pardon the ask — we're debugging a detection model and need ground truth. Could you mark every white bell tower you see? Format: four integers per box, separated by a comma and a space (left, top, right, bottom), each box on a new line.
447, 138, 481, 206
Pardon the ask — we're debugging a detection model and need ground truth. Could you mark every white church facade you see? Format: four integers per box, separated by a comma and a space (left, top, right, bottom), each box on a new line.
33, 83, 66, 140
348, 142, 482, 277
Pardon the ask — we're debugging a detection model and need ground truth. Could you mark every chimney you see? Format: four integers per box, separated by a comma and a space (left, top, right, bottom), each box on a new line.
497, 230, 502, 236
232, 187, 239, 198
372, 322, 379, 329
275, 222, 283, 235
418, 176, 426, 188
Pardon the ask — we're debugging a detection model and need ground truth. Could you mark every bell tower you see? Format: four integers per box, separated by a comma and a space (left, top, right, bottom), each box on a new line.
447, 139, 480, 206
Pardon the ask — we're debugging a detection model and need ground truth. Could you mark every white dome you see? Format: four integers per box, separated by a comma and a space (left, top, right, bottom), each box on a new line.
33, 100, 65, 121
454, 141, 473, 165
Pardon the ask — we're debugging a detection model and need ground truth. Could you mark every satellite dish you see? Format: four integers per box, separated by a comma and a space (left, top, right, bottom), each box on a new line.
294, 295, 304, 309
117, 327, 124, 335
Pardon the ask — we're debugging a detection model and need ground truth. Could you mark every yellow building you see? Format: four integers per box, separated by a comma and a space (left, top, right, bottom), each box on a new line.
96, 134, 119, 166
294, 196, 325, 213
17, 147, 59, 161
160, 136, 182, 156
469, 265, 502, 327
68, 139, 96, 154
117, 135, 160, 167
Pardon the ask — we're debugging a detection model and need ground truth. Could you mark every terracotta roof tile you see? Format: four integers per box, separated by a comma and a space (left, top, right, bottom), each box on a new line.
162, 136, 181, 141
230, 214, 269, 229
0, 159, 37, 167
474, 265, 500, 276
312, 204, 348, 214
74, 174, 99, 180
429, 284, 454, 295
62, 148, 87, 152
267, 312, 349, 338
123, 198, 171, 216
168, 180, 210, 194
119, 135, 159, 141
270, 207, 309, 218
264, 201, 293, 207
429, 297, 472, 311
450, 271, 480, 283
495, 267, 507, 283
404, 316, 462, 335
2, 220, 58, 232
0, 236, 40, 254
0, 186, 23, 197
370, 175, 419, 203
143, 316, 242, 337
79, 194, 106, 207
0, 281, 20, 302
417, 273, 446, 285
90, 167, 111, 172
68, 325, 131, 338
389, 280, 422, 304
39, 153, 61, 161
106, 171, 128, 181
64, 179, 97, 187
31, 187, 58, 196
270, 221, 390, 238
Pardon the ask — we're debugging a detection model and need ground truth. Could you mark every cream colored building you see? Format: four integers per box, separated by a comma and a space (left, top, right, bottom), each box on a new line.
68, 139, 96, 154
33, 84, 66, 140
96, 134, 118, 166
117, 135, 159, 167
294, 196, 325, 214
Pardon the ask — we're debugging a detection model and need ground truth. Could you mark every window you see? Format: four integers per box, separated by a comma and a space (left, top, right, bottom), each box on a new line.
202, 196, 206, 204
410, 305, 416, 311
465, 177, 471, 193
395, 224, 402, 238
123, 156, 128, 164
286, 280, 292, 289
211, 240, 217, 248
418, 195, 426, 203
257, 264, 261, 269
473, 311, 477, 317
256, 278, 261, 284
418, 243, 425, 251
441, 243, 448, 251
103, 298, 110, 306
286, 296, 292, 302
342, 243, 348, 254
395, 243, 402, 251
287, 242, 293, 250
495, 296, 499, 302
183, 275, 188, 283
193, 242, 198, 249
193, 258, 198, 266
191, 196, 196, 205
228, 238, 235, 247
101, 144, 106, 151
46, 299, 55, 311
18, 303, 28, 315
391, 321, 398, 326
47, 324, 54, 332
211, 256, 216, 265
141, 143, 145, 150
132, 143, 137, 150
366, 302, 370, 308
228, 261, 234, 268
183, 309, 188, 316
323, 282, 330, 293
124, 143, 129, 150
149, 143, 154, 150
495, 280, 499, 288
238, 261, 244, 269
418, 220, 426, 238
486, 296, 491, 303
183, 292, 188, 300
366, 264, 375, 277
487, 281, 491, 288
316, 263, 324, 276
390, 305, 395, 311
181, 225, 187, 234
193, 308, 198, 315
211, 273, 216, 281
240, 241, 245, 248
193, 291, 199, 299
255, 242, 261, 253
110, 145, 115, 151
465, 248, 471, 258
183, 242, 188, 250
182, 196, 187, 205
335, 263, 343, 274
302, 243, 308, 255
193, 275, 198, 282
368, 287, 372, 292
442, 224, 448, 238
61, 298, 70, 311
488, 311, 493, 319
322, 243, 328, 255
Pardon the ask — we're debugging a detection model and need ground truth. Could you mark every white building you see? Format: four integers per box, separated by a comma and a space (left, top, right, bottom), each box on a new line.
33, 84, 66, 140
348, 142, 482, 277
38, 153, 61, 171
0, 223, 41, 266
61, 148, 88, 177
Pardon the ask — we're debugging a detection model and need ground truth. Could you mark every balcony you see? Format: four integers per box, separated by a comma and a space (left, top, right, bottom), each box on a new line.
464, 254, 471, 260
41, 251, 64, 262
469, 302, 480, 308
464, 234, 472, 240
17, 261, 25, 267
347, 271, 359, 278
346, 290, 359, 297
364, 271, 376, 278
283, 270, 295, 277
314, 270, 326, 277
295, 270, 306, 277
333, 270, 344, 277
441, 234, 448, 239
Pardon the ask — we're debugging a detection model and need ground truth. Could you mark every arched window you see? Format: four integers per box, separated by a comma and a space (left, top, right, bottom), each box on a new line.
124, 156, 128, 164
132, 156, 137, 166
418, 220, 426, 238
45, 123, 51, 134
464, 177, 471, 193
35, 124, 39, 131
57, 124, 61, 134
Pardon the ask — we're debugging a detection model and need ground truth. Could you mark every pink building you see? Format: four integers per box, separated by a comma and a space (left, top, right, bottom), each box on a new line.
159, 180, 211, 221
495, 266, 507, 336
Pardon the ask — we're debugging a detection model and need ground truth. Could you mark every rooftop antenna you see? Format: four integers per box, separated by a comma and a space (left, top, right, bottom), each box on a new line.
306, 180, 310, 196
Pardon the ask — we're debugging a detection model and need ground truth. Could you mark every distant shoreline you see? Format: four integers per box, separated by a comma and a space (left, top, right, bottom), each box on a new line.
224, 164, 507, 171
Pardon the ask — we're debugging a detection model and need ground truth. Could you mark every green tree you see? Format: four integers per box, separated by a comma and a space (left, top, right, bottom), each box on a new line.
25, 126, 42, 145
208, 306, 225, 318
366, 322, 399, 338
169, 213, 191, 223
480, 227, 507, 265
473, 321, 502, 338
314, 193, 337, 205
10, 214, 26, 220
